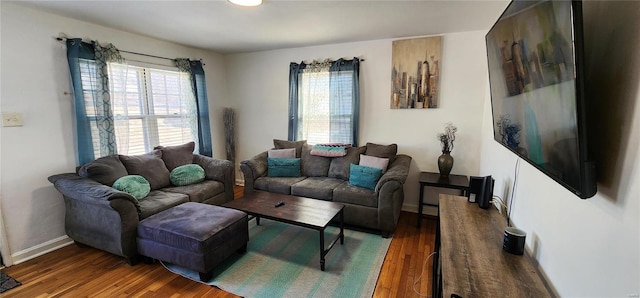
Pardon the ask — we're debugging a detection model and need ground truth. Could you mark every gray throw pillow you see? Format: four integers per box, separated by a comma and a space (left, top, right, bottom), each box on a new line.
119, 151, 171, 190
301, 144, 331, 177
365, 142, 398, 164
154, 141, 195, 171
273, 139, 307, 158
268, 148, 296, 158
328, 146, 366, 180
78, 155, 128, 186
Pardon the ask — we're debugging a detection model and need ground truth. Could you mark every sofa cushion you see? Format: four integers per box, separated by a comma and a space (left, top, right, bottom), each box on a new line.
267, 158, 301, 177
360, 154, 390, 173
162, 180, 225, 203
291, 177, 344, 201
78, 155, 128, 186
274, 139, 306, 158
268, 148, 296, 158
333, 181, 378, 208
170, 164, 205, 186
301, 145, 331, 177
120, 151, 171, 190
365, 142, 398, 164
349, 164, 383, 190
328, 146, 366, 180
255, 176, 306, 195
112, 175, 151, 200
138, 190, 190, 219
155, 141, 195, 171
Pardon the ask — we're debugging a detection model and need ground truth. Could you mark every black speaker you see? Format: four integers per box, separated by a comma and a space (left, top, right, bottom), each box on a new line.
468, 175, 494, 209
477, 176, 494, 209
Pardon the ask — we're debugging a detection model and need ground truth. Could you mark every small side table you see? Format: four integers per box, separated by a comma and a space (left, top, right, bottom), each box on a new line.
417, 172, 469, 226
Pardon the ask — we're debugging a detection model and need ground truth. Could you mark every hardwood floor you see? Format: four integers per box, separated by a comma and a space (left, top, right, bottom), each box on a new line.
2, 186, 437, 297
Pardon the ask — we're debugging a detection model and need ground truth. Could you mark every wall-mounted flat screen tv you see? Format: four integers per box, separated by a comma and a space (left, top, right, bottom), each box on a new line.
485, 0, 596, 198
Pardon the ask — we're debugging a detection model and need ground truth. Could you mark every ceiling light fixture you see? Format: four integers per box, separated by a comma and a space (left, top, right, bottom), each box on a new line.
228, 0, 263, 7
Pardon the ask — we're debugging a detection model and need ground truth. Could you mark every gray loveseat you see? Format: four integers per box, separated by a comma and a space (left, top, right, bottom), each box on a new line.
48, 142, 234, 264
241, 140, 411, 237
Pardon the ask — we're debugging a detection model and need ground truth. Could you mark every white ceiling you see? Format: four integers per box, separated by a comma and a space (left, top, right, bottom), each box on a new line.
15, 0, 509, 54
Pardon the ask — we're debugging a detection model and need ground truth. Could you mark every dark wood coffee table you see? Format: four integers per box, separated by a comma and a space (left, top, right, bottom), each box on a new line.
223, 191, 345, 271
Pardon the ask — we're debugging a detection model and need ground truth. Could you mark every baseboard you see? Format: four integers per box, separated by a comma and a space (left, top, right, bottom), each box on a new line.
11, 235, 73, 265
402, 204, 438, 217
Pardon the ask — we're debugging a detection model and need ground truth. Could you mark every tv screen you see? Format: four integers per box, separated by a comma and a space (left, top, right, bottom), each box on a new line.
485, 0, 596, 198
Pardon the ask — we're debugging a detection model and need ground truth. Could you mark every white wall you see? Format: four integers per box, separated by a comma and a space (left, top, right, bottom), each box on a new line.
226, 31, 489, 213
479, 2, 640, 296
0, 2, 229, 264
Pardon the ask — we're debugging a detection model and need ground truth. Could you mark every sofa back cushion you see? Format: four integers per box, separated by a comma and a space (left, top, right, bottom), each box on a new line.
154, 141, 195, 171
365, 142, 398, 164
78, 155, 128, 186
120, 151, 171, 190
328, 146, 366, 180
301, 144, 331, 177
273, 139, 306, 158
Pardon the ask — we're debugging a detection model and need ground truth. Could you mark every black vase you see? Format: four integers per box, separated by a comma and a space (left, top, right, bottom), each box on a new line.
438, 152, 454, 177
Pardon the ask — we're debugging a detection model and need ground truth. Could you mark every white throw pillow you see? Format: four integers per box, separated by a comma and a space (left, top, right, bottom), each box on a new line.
268, 148, 296, 158
359, 154, 390, 173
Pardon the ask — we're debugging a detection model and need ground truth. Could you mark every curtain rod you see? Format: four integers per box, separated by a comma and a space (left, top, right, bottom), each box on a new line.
55, 36, 201, 63
297, 57, 365, 64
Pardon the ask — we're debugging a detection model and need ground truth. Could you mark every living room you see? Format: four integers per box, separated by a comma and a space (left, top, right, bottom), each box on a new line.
1, 1, 638, 297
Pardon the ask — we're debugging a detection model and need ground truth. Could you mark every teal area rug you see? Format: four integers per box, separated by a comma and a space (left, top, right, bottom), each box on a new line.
164, 219, 391, 298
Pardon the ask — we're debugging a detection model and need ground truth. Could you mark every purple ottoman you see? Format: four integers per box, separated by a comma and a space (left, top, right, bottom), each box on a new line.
137, 202, 248, 281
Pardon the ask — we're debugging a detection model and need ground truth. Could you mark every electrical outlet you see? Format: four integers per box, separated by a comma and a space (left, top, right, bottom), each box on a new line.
1, 112, 23, 127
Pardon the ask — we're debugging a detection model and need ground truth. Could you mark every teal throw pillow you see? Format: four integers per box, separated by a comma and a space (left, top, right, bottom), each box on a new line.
268, 158, 301, 177
170, 164, 206, 186
113, 175, 151, 200
349, 163, 383, 190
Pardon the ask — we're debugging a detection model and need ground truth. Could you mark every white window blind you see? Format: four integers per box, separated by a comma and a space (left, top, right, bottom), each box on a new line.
297, 70, 354, 145
78, 59, 196, 157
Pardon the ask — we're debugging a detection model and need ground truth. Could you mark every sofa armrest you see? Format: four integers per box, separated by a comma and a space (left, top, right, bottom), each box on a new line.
48, 173, 141, 215
48, 173, 142, 259
192, 154, 234, 202
240, 151, 268, 194
375, 154, 412, 193
374, 154, 411, 237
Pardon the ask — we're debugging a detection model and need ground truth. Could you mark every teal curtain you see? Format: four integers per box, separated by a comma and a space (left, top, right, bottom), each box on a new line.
330, 58, 360, 146
288, 62, 305, 142
66, 38, 121, 165
288, 58, 360, 146
175, 59, 212, 157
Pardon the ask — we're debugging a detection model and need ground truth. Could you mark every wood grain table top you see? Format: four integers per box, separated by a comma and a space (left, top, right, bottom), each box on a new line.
439, 194, 552, 297
224, 191, 344, 230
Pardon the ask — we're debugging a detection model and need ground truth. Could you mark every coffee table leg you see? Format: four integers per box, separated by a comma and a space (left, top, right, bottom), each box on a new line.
319, 231, 325, 271
340, 209, 344, 245
256, 216, 260, 226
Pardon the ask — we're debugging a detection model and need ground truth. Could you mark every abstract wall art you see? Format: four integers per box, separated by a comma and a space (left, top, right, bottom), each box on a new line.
390, 36, 442, 109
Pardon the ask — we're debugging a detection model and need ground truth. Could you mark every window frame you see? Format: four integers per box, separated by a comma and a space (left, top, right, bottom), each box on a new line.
288, 59, 360, 146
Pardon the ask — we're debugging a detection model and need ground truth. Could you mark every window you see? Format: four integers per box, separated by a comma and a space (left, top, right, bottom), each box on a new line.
79, 60, 197, 157
289, 59, 360, 146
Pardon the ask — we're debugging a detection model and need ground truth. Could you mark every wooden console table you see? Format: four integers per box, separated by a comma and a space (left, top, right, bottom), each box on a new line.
433, 194, 551, 297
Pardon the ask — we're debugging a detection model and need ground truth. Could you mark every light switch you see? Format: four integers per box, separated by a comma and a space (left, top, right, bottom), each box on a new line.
2, 112, 23, 127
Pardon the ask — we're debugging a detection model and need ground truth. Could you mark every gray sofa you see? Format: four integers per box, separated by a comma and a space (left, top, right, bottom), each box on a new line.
48, 142, 234, 264
241, 140, 411, 237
